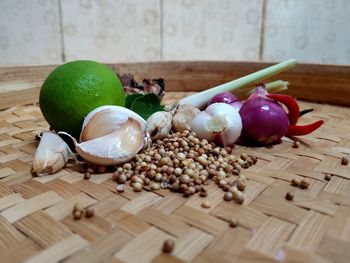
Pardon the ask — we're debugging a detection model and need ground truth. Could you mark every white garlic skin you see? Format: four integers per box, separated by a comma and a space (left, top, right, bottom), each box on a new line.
80, 105, 148, 143
172, 104, 200, 132
147, 111, 173, 140
65, 105, 150, 166
191, 103, 242, 146
32, 132, 69, 176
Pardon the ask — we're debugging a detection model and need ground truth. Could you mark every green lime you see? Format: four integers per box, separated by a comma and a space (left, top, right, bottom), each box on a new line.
39, 60, 125, 139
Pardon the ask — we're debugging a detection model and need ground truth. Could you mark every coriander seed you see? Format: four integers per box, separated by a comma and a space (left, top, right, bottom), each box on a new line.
116, 184, 125, 193
73, 210, 82, 220
133, 182, 143, 192
84, 172, 91, 180
324, 174, 332, 181
74, 202, 84, 212
299, 179, 310, 189
162, 239, 175, 253
341, 157, 349, 165
291, 179, 299, 187
85, 207, 95, 217
292, 141, 300, 148
285, 192, 294, 201
116, 174, 127, 184
229, 218, 238, 228
223, 192, 233, 201
201, 200, 211, 208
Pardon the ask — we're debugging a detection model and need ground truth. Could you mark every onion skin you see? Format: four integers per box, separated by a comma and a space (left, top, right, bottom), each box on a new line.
208, 92, 238, 106
239, 96, 289, 145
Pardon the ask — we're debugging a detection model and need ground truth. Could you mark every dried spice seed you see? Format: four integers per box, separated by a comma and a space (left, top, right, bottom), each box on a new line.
150, 182, 160, 190
201, 200, 211, 208
291, 179, 299, 187
299, 179, 310, 189
223, 192, 233, 201
73, 202, 84, 212
285, 192, 294, 201
292, 141, 300, 148
133, 182, 143, 192
85, 207, 95, 217
199, 190, 207, 197
324, 174, 332, 181
116, 184, 125, 193
84, 172, 91, 180
116, 174, 127, 184
162, 239, 175, 253
229, 218, 238, 228
234, 192, 244, 205
73, 210, 82, 220
111, 131, 257, 198
237, 179, 246, 191
251, 156, 257, 164
341, 157, 349, 165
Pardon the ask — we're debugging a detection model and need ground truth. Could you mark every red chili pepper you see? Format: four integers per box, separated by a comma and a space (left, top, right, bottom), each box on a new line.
287, 120, 324, 136
267, 94, 300, 125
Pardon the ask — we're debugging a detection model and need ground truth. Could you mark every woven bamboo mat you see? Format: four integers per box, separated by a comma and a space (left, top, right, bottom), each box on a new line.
0, 92, 350, 263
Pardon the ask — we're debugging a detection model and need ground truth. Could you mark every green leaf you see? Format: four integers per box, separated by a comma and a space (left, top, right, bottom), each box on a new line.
125, 93, 143, 109
130, 93, 164, 120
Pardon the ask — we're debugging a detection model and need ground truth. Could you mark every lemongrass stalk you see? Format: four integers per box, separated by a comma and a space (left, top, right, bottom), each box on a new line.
178, 59, 297, 109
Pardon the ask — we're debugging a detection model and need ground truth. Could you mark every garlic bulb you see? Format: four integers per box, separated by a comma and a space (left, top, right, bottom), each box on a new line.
172, 104, 200, 132
62, 105, 150, 166
147, 111, 173, 140
191, 103, 242, 146
32, 132, 70, 176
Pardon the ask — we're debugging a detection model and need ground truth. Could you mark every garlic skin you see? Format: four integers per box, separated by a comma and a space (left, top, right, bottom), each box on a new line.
32, 132, 69, 176
172, 104, 200, 132
147, 111, 173, 140
80, 105, 148, 143
191, 103, 242, 146
64, 105, 150, 166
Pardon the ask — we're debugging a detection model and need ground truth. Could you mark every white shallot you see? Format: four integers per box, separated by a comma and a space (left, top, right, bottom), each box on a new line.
191, 103, 242, 146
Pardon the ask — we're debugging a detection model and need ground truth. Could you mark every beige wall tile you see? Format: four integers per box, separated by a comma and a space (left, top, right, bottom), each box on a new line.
0, 0, 62, 66
263, 0, 350, 65
162, 0, 263, 61
61, 0, 161, 63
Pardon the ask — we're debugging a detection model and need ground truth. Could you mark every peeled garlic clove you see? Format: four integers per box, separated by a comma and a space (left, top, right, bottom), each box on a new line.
32, 132, 69, 176
172, 104, 200, 132
147, 111, 173, 140
63, 105, 150, 166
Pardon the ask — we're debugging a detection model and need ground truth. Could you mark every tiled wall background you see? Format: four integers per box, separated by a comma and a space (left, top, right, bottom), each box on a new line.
1, 0, 350, 66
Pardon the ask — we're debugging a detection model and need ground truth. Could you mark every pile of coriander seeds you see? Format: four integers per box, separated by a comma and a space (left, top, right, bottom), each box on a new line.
111, 130, 257, 205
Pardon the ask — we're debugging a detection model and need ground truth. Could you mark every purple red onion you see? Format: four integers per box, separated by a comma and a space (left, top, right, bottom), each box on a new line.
239, 85, 289, 145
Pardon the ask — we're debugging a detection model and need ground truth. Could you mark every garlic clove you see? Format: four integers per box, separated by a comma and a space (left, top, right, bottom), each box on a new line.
147, 111, 173, 140
32, 132, 70, 176
62, 105, 150, 166
80, 105, 147, 142
172, 104, 200, 132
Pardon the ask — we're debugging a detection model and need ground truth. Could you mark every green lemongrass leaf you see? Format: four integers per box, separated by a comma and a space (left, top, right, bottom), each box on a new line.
125, 93, 143, 109
130, 93, 164, 120
178, 59, 297, 109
